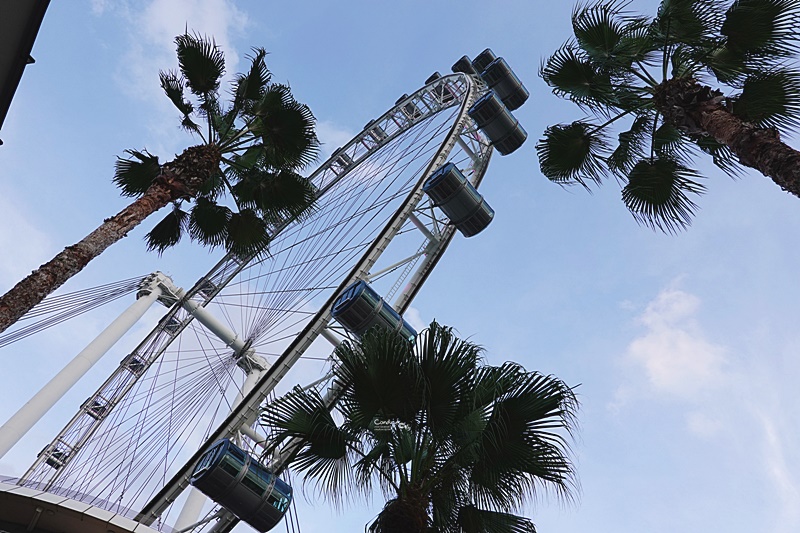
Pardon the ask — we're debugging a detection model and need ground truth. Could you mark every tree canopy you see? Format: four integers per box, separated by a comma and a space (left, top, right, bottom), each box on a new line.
538, 0, 800, 232
262, 322, 578, 533
116, 33, 319, 258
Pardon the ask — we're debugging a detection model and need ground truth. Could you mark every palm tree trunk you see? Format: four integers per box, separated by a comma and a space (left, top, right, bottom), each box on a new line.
0, 144, 221, 334
376, 490, 430, 533
656, 78, 800, 197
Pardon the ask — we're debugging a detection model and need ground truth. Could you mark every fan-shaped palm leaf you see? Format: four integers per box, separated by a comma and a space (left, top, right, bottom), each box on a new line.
654, 0, 724, 45
573, 0, 644, 71
113, 149, 161, 197
537, 121, 609, 187
621, 157, 705, 232
145, 204, 188, 254
224, 208, 269, 258
159, 70, 193, 116
250, 85, 319, 169
188, 197, 231, 247
721, 0, 800, 58
732, 69, 800, 132
335, 331, 424, 428
230, 169, 317, 223
653, 121, 696, 164
470, 370, 577, 509
261, 386, 358, 503
234, 47, 272, 107
175, 32, 225, 98
417, 323, 482, 434
457, 506, 537, 533
609, 114, 652, 173
540, 45, 616, 110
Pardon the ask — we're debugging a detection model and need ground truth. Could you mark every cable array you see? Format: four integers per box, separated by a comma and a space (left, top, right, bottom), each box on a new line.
0, 276, 146, 348
36, 106, 462, 524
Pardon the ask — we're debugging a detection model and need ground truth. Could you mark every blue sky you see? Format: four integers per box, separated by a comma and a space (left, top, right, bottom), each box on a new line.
2, 1, 800, 532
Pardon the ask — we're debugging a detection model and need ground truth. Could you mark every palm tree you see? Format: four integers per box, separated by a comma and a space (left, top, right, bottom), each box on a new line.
538, 0, 800, 232
261, 322, 578, 533
0, 33, 319, 334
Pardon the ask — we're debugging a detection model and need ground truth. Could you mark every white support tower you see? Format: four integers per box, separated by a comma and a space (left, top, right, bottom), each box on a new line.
0, 273, 168, 459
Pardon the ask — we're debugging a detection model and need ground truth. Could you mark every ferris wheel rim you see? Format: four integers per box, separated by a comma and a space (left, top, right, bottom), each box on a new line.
17, 71, 495, 533
136, 72, 488, 526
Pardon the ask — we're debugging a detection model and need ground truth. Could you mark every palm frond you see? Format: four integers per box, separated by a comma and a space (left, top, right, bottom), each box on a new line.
573, 0, 655, 73
695, 136, 744, 176
159, 70, 193, 116
617, 15, 662, 66
540, 44, 617, 110
469, 369, 578, 509
175, 32, 225, 98
230, 169, 318, 224
653, 121, 696, 164
698, 41, 748, 85
233, 47, 272, 108
669, 44, 706, 79
188, 197, 231, 247
249, 84, 320, 169
457, 506, 537, 533
654, 0, 724, 46
335, 330, 424, 428
721, 0, 800, 59
144, 204, 188, 254
181, 115, 202, 135
621, 157, 705, 233
537, 121, 610, 188
196, 168, 225, 198
209, 109, 236, 142
416, 322, 483, 435
733, 68, 800, 133
114, 149, 161, 197
224, 208, 270, 258
261, 386, 360, 505
609, 114, 652, 174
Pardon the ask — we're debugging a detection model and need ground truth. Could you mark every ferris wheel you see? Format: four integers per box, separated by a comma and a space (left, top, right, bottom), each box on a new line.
0, 49, 529, 533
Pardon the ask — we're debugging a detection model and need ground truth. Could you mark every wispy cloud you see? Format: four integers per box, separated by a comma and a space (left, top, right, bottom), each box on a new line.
403, 305, 426, 333
615, 285, 800, 532
94, 0, 250, 152
626, 288, 727, 399
757, 410, 800, 532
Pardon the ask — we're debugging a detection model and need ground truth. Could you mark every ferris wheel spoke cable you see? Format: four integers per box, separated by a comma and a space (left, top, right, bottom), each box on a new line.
0, 275, 147, 347
231, 111, 454, 340
23, 76, 482, 525
73, 360, 233, 506
54, 336, 236, 499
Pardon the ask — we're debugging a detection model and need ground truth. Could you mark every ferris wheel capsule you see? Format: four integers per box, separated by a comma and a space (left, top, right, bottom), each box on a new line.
468, 90, 527, 155
471, 48, 497, 73
451, 55, 478, 76
332, 280, 416, 340
479, 57, 529, 111
190, 439, 292, 533
423, 163, 494, 237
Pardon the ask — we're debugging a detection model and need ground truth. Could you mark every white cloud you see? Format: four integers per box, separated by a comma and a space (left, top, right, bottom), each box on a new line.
102, 0, 250, 151
625, 288, 726, 399
403, 306, 426, 333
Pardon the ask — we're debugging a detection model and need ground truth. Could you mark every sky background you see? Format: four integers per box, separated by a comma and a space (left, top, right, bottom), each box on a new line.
2, 1, 800, 532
